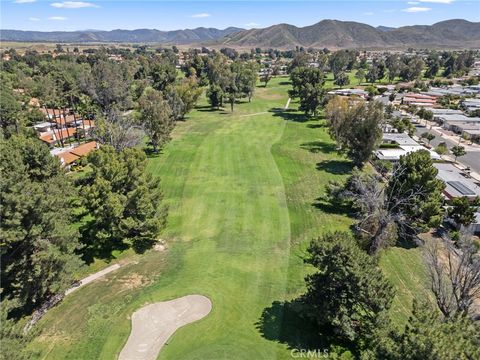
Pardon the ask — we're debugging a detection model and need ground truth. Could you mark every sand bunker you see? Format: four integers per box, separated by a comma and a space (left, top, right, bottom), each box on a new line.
118, 294, 212, 360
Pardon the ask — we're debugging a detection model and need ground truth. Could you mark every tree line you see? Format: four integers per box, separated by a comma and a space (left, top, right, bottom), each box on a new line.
279, 58, 479, 357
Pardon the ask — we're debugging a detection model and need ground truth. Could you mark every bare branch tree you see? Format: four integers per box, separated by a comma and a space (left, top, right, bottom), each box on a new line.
92, 109, 143, 152
424, 232, 480, 319
330, 165, 432, 254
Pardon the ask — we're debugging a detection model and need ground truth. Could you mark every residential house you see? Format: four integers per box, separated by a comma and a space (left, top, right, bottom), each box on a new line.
374, 133, 441, 161
434, 163, 480, 233
56, 141, 98, 168
401, 93, 437, 107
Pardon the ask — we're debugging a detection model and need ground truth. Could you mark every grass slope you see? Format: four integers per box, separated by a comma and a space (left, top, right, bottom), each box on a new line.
30, 76, 426, 359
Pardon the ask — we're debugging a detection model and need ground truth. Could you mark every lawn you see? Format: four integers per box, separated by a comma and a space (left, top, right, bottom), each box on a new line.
30, 76, 427, 359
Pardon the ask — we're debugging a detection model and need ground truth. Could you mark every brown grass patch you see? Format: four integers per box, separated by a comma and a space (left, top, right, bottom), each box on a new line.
255, 87, 284, 100
118, 273, 151, 291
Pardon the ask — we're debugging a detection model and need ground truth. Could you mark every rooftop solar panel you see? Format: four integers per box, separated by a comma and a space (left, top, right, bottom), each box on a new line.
447, 181, 476, 196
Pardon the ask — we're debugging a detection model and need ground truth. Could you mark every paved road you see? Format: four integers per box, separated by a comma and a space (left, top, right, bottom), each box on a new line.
414, 124, 480, 174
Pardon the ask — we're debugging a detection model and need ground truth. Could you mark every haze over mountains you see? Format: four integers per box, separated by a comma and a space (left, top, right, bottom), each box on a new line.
0, 27, 243, 44
2, 19, 479, 49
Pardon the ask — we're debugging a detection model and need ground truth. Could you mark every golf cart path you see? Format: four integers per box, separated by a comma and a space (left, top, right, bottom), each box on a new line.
118, 295, 212, 360
65, 263, 121, 295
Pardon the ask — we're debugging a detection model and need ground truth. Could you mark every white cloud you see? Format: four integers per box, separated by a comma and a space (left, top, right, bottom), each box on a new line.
14, 0, 36, 3
50, 1, 99, 9
407, 1, 420, 4
402, 6, 432, 12
363, 11, 374, 15
245, 22, 260, 28
49, 16, 68, 20
28, 17, 40, 21
418, 0, 454, 3
190, 13, 210, 18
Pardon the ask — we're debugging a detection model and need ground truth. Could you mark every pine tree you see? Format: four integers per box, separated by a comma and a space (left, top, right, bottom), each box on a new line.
0, 136, 83, 312
81, 146, 166, 257
303, 232, 394, 342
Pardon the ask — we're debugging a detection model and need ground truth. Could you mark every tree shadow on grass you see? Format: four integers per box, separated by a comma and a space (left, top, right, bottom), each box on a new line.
195, 105, 217, 112
306, 123, 327, 129
270, 108, 311, 123
144, 147, 165, 158
316, 160, 353, 175
79, 224, 130, 265
131, 238, 156, 254
79, 240, 130, 265
300, 141, 337, 153
256, 300, 329, 350
312, 197, 353, 217
279, 81, 292, 86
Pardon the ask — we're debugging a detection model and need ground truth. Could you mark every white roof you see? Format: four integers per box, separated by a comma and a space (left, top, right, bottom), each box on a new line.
434, 163, 480, 198
382, 132, 419, 146
375, 146, 440, 161
439, 114, 479, 122
427, 108, 464, 115
33, 122, 52, 128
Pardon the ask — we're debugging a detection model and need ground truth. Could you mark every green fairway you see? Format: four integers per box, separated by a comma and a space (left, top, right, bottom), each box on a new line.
30, 76, 426, 359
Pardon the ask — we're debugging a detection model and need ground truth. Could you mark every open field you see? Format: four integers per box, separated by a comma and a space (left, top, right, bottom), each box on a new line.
29, 77, 428, 359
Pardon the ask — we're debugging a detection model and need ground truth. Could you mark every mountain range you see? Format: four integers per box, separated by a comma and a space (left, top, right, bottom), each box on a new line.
0, 27, 243, 44
221, 19, 480, 49
1, 19, 479, 49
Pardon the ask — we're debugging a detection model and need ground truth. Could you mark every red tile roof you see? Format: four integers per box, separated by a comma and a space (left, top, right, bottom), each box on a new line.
70, 141, 97, 157
39, 128, 77, 144
57, 151, 80, 166
55, 141, 98, 166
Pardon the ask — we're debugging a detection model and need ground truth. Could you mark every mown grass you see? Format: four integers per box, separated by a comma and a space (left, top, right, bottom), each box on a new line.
29, 76, 427, 359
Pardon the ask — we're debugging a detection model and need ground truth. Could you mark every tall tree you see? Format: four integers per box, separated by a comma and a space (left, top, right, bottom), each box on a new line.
81, 146, 167, 256
386, 150, 445, 236
0, 87, 21, 138
172, 76, 203, 118
303, 232, 394, 342
138, 88, 174, 153
367, 300, 480, 359
150, 59, 177, 92
0, 136, 83, 312
93, 109, 143, 151
326, 97, 384, 166
0, 299, 35, 360
329, 151, 445, 253
451, 145, 466, 161
82, 60, 133, 112
424, 235, 480, 318
207, 84, 223, 110
354, 68, 365, 85
449, 196, 480, 229
400, 57, 425, 81
334, 71, 350, 87
289, 67, 326, 116
366, 64, 380, 84
425, 52, 441, 78
385, 54, 401, 82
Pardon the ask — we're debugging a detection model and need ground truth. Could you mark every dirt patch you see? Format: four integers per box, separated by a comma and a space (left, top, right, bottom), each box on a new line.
118, 273, 150, 291
153, 240, 167, 252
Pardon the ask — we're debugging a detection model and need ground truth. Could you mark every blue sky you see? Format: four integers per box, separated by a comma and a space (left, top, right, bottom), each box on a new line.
1, 1, 478, 31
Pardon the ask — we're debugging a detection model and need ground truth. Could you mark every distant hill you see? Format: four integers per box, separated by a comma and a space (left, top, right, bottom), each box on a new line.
0, 27, 244, 44
377, 26, 395, 32
221, 19, 480, 49
1, 19, 479, 49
